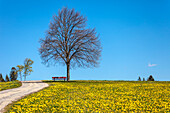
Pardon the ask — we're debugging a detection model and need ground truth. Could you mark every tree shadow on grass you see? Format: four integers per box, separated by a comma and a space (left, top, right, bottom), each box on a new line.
42, 80, 77, 83
42, 80, 126, 83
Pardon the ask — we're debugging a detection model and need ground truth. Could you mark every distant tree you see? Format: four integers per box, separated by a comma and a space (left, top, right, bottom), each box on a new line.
39, 7, 102, 81
147, 75, 154, 81
16, 65, 24, 81
6, 74, 10, 82
10, 67, 18, 81
0, 73, 2, 82
23, 58, 34, 81
0, 73, 5, 82
143, 77, 145, 81
138, 76, 141, 81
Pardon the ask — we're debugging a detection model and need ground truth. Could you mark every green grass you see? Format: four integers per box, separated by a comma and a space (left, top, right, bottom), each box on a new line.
0, 80, 22, 91
5, 80, 170, 112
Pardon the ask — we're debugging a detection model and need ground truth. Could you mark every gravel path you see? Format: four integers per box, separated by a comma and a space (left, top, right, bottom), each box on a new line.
0, 80, 49, 113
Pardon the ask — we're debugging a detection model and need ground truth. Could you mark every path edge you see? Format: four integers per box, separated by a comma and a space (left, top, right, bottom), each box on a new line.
1, 81, 49, 113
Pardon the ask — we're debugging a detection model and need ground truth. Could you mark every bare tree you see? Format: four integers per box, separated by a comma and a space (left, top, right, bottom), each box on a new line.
39, 7, 102, 81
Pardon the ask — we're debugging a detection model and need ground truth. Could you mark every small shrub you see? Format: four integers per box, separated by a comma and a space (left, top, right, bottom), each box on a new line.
0, 73, 2, 82
0, 73, 5, 82
147, 75, 154, 81
6, 74, 10, 82
138, 76, 141, 81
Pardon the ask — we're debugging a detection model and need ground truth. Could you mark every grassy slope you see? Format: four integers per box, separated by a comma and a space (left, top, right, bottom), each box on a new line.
5, 80, 170, 112
0, 80, 22, 91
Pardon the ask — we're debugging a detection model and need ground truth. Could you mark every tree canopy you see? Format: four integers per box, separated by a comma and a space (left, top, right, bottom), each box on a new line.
23, 58, 34, 81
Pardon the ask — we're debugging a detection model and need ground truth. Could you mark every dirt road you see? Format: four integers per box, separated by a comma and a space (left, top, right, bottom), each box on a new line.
0, 80, 49, 113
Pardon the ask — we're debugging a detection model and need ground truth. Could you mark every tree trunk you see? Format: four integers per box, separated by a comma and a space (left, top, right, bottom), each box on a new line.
24, 75, 26, 81
20, 72, 22, 81
67, 64, 70, 81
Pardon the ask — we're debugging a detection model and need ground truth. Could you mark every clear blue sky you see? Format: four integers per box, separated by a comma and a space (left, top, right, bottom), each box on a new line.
0, 0, 170, 81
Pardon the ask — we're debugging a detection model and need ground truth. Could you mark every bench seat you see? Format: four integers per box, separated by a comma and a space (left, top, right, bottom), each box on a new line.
52, 77, 67, 81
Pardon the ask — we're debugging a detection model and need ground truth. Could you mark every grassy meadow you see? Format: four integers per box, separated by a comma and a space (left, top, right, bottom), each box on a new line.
5, 80, 170, 112
0, 80, 22, 91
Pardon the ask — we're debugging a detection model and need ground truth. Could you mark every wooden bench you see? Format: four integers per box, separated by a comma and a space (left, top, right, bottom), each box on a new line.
52, 77, 67, 81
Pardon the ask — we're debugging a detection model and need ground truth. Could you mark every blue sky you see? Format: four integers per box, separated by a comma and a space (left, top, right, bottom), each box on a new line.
0, 0, 170, 81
